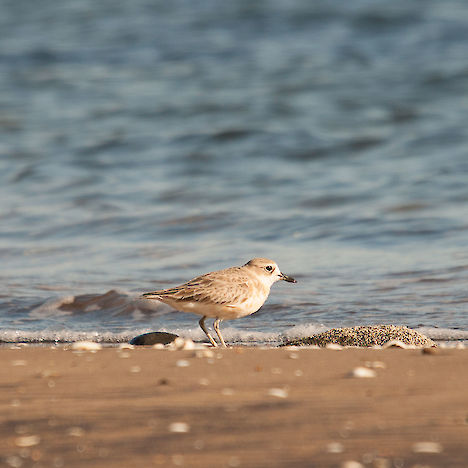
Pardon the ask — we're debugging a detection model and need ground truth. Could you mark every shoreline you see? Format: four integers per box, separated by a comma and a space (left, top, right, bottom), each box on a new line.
1, 338, 467, 350
1, 347, 467, 467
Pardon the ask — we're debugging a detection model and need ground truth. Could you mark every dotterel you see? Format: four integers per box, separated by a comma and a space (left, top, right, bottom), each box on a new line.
141, 257, 296, 347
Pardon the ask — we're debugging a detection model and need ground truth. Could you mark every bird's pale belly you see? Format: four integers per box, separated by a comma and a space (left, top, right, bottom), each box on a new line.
160, 293, 269, 320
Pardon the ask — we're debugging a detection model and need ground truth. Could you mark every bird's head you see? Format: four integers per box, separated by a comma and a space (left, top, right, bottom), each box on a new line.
244, 257, 297, 286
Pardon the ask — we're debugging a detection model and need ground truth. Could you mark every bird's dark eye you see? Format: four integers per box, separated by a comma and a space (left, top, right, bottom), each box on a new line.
265, 265, 273, 272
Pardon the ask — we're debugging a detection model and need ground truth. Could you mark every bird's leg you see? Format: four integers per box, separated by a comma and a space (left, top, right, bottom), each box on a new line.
199, 316, 218, 347
213, 318, 227, 348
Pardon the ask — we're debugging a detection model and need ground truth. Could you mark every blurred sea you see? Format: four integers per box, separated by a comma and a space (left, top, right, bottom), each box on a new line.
2, 0, 468, 345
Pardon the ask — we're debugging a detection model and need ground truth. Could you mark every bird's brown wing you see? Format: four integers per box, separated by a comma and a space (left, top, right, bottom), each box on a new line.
144, 267, 252, 306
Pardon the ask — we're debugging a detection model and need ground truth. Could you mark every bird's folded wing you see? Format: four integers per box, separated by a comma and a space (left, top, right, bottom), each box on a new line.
151, 268, 252, 306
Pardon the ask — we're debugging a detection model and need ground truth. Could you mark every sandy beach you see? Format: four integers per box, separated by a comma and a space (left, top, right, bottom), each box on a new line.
1, 346, 467, 468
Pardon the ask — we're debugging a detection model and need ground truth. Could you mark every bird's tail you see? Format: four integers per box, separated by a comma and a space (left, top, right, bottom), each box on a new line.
141, 291, 163, 299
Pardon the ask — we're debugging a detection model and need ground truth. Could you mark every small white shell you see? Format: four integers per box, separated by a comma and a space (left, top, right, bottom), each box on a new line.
325, 343, 343, 350
118, 343, 134, 350
267, 387, 289, 399
11, 360, 27, 366
326, 441, 344, 453
170, 337, 196, 350
341, 461, 364, 468
175, 359, 190, 368
169, 422, 190, 433
350, 367, 377, 378
412, 442, 443, 453
71, 341, 102, 351
15, 435, 40, 447
195, 349, 215, 359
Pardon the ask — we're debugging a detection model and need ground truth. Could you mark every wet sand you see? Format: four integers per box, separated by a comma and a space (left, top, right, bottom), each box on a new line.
1, 346, 467, 468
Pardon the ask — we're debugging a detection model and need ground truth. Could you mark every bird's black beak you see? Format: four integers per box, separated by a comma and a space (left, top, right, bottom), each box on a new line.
280, 272, 297, 283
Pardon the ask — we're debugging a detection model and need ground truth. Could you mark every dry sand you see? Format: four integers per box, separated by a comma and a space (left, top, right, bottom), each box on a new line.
1, 346, 467, 468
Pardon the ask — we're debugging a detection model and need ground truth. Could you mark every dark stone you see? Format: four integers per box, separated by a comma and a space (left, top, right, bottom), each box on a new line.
130, 331, 179, 346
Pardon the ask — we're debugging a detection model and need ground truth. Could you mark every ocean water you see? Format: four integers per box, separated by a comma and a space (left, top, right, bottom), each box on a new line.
2, 0, 468, 345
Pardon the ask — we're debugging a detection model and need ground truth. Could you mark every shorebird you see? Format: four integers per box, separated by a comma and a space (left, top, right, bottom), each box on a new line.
141, 257, 296, 347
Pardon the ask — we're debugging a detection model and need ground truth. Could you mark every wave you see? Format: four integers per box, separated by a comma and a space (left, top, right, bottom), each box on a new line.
1, 324, 466, 346
28, 289, 170, 319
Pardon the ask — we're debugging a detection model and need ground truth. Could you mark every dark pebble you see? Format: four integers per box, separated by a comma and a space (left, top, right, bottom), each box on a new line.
130, 331, 179, 346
